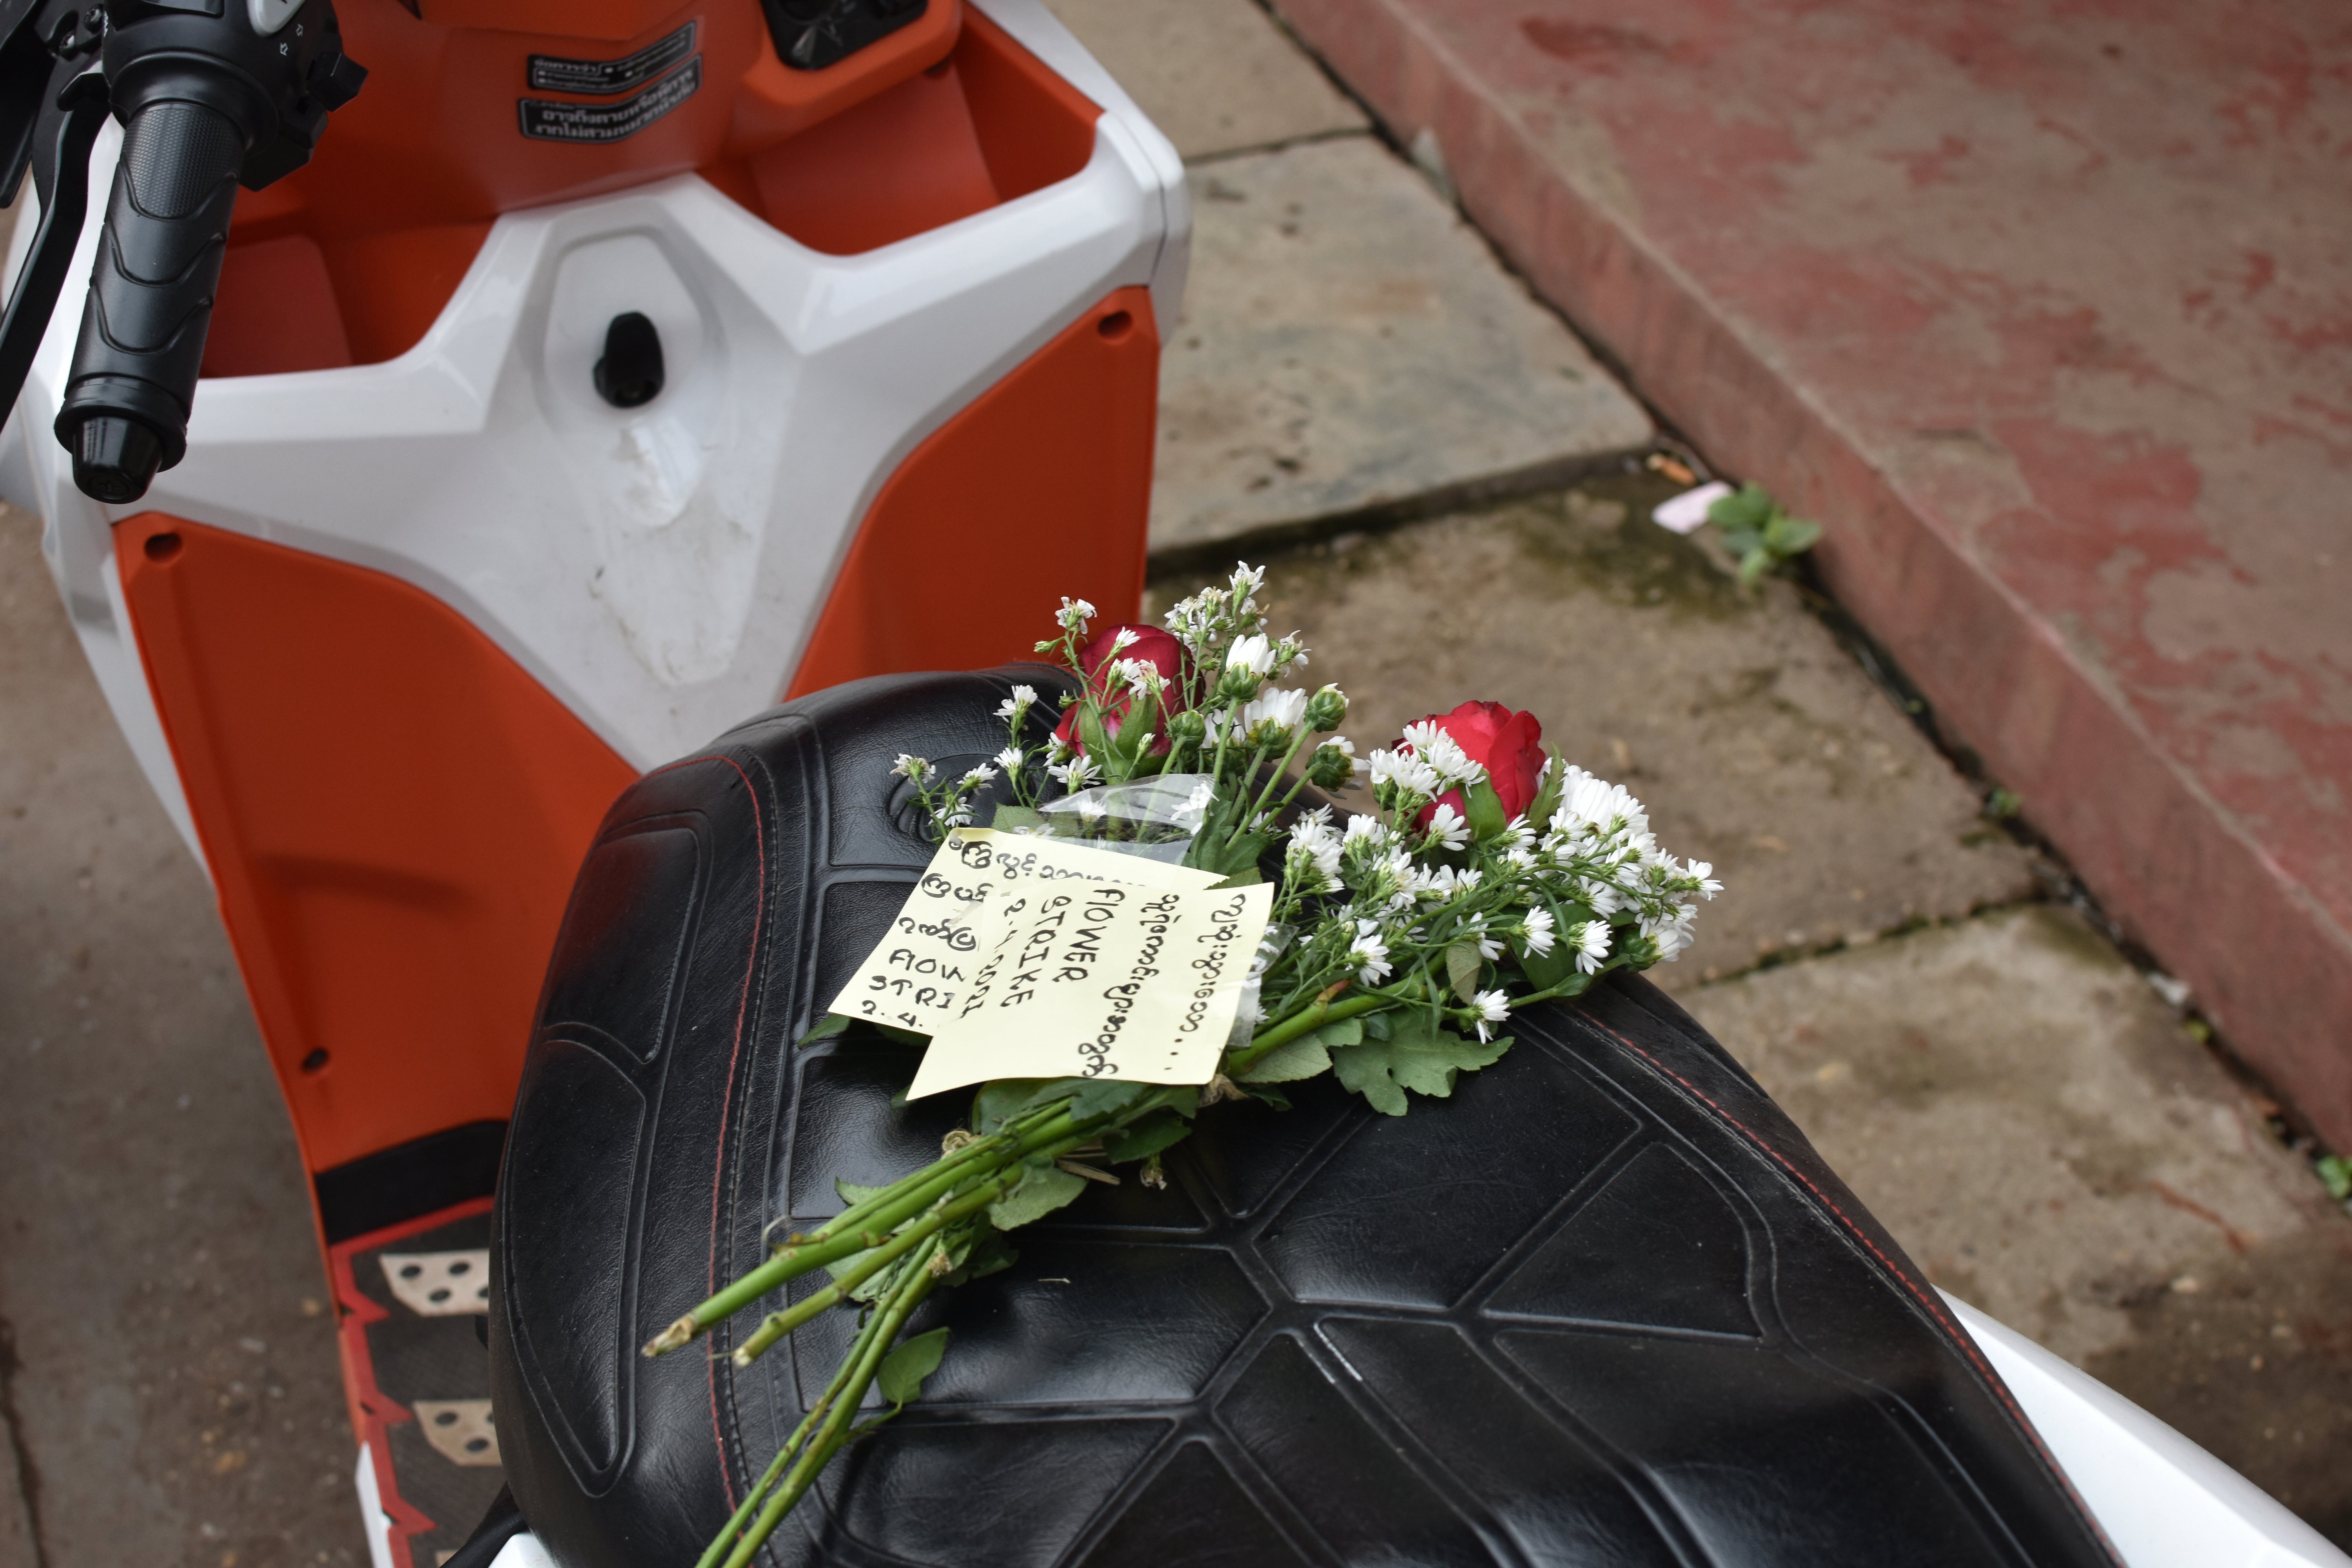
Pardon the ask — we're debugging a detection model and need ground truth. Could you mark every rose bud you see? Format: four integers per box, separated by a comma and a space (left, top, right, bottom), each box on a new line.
1402, 701, 1548, 840
1054, 623, 1191, 751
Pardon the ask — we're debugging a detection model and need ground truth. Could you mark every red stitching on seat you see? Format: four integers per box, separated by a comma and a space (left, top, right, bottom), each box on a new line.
1582, 1011, 2121, 1563
640, 751, 768, 1514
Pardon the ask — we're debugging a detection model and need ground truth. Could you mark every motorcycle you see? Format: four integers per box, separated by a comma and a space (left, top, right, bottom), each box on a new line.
0, 2, 2338, 1564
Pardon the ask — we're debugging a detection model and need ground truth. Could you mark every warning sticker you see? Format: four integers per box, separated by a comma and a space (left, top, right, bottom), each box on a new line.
527, 22, 698, 95
519, 56, 702, 143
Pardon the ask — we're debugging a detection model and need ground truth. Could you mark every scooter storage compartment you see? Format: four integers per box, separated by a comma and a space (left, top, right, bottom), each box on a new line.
489, 669, 2121, 1568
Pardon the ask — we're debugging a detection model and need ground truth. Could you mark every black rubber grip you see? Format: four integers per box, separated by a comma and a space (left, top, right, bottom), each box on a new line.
54, 95, 245, 491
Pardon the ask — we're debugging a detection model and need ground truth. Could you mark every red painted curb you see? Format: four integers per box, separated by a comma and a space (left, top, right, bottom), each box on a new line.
1272, 0, 2352, 1146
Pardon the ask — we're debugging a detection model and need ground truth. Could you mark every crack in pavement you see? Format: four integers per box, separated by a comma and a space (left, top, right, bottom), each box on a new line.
0, 1313, 51, 1568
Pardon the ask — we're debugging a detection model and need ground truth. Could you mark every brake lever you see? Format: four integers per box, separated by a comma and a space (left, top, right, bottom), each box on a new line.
0, 71, 108, 427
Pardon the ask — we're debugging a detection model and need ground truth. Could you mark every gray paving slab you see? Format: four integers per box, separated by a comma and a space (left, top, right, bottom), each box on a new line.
0, 503, 367, 1568
1149, 137, 1653, 556
1683, 905, 2352, 1545
1043, 0, 1366, 162
1159, 476, 2038, 989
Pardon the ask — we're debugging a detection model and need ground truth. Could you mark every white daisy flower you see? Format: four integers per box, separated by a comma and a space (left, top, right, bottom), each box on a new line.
1463, 914, 1503, 962
1048, 754, 1102, 790
1368, 748, 1443, 799
1520, 907, 1557, 956
1425, 802, 1471, 851
1470, 989, 1510, 1042
1225, 633, 1275, 678
1348, 920, 1393, 985
1172, 778, 1216, 831
891, 754, 931, 782
1574, 918, 1613, 974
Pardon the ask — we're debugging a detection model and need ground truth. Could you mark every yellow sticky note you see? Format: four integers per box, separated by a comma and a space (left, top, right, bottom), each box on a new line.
904, 878, 1274, 1100
826, 828, 1220, 1034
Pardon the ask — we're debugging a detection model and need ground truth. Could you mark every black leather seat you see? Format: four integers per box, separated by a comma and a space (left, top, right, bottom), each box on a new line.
488, 668, 2122, 1568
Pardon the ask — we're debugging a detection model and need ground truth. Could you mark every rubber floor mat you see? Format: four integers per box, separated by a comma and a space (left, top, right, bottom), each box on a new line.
331, 1199, 506, 1568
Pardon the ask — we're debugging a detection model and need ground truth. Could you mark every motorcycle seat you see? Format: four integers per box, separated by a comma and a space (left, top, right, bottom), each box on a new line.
488, 668, 2120, 1568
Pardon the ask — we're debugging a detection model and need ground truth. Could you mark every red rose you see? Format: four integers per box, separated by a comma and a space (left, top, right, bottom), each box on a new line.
1403, 700, 1548, 827
1054, 624, 1191, 748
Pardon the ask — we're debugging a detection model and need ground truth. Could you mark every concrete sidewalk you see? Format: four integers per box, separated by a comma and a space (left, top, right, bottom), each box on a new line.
1263, 0, 2352, 1149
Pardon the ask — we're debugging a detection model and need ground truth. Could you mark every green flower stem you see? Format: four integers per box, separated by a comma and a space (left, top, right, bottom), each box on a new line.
692, 1322, 869, 1568
1245, 730, 1314, 826
646, 1106, 1082, 1356
1223, 988, 1391, 1076
817, 1098, 1062, 1240
718, 1238, 944, 1568
731, 1176, 1011, 1366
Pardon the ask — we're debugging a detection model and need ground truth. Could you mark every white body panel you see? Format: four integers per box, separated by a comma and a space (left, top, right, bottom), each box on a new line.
1946, 1293, 2349, 1568
2, 0, 1188, 868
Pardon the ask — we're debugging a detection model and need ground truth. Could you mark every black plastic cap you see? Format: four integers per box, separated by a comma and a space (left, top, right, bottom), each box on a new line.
309, 50, 368, 111
592, 312, 664, 409
68, 415, 165, 504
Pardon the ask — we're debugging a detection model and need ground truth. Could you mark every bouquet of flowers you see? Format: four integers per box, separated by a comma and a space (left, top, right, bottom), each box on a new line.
642, 565, 1719, 1568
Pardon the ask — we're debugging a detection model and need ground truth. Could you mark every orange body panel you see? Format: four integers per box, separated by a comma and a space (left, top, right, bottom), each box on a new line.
201, 3, 1105, 375
789, 287, 1159, 696
114, 520, 640, 1175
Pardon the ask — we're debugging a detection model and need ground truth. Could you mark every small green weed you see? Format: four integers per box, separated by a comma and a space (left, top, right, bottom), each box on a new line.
2319, 1153, 2352, 1204
1708, 482, 1824, 586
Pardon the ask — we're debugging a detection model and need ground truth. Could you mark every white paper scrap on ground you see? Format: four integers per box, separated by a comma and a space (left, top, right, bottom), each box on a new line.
827, 828, 1221, 1034
905, 878, 1275, 1100
1653, 480, 1731, 535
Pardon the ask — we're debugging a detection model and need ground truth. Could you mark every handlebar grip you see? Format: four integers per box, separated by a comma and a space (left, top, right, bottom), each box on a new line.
53, 96, 245, 505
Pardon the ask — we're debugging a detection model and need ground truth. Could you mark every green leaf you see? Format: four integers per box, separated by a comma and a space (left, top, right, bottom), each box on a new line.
1360, 1010, 1392, 1041
827, 1248, 901, 1302
834, 1179, 885, 1208
989, 804, 1044, 833
877, 1328, 950, 1406
1078, 701, 1112, 765
1707, 481, 1775, 531
1201, 830, 1275, 882
1243, 1014, 1365, 1083
972, 1078, 1069, 1133
1329, 1013, 1512, 1116
1238, 1034, 1331, 1084
799, 1013, 854, 1045
1102, 1110, 1193, 1164
1526, 762, 1565, 836
1762, 513, 1822, 555
1738, 546, 1774, 586
1111, 687, 1163, 774
1446, 942, 1486, 1003
945, 1228, 1018, 1285
2319, 1154, 2352, 1203
1241, 1082, 1293, 1111
1067, 1079, 1164, 1123
1462, 777, 1510, 842
1516, 937, 1579, 991
987, 1163, 1087, 1230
